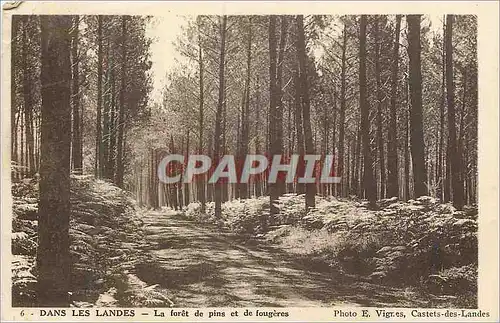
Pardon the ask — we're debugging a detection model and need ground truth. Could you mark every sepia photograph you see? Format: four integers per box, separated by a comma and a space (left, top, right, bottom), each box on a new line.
2, 1, 497, 320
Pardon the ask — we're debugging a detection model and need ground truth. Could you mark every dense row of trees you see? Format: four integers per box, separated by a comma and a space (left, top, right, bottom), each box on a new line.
9, 13, 477, 305
11, 15, 152, 306
11, 15, 152, 188
132, 14, 477, 215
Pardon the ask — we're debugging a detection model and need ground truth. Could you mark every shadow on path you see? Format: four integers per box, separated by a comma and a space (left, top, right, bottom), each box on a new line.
135, 210, 432, 307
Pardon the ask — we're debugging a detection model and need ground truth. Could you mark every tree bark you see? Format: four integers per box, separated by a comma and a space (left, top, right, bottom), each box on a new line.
197, 22, 206, 212
359, 15, 376, 206
438, 16, 446, 201
95, 15, 103, 178
184, 130, 190, 206
269, 15, 280, 215
374, 17, 386, 199
239, 17, 253, 199
404, 72, 411, 200
276, 16, 288, 195
293, 62, 305, 195
445, 15, 464, 209
71, 16, 82, 174
407, 15, 428, 198
214, 15, 227, 217
38, 15, 72, 306
108, 63, 117, 180
11, 16, 19, 177
116, 16, 127, 188
338, 24, 347, 197
296, 15, 316, 209
22, 16, 35, 178
387, 15, 401, 198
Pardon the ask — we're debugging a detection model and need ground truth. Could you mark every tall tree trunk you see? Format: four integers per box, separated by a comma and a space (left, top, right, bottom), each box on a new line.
20, 108, 24, 178
38, 15, 72, 306
338, 24, 347, 197
387, 15, 401, 198
148, 148, 156, 208
11, 17, 19, 179
116, 16, 127, 188
268, 15, 280, 215
352, 124, 361, 196
184, 130, 190, 206
296, 15, 316, 209
331, 89, 337, 196
359, 15, 376, 206
102, 40, 112, 179
177, 137, 184, 209
71, 16, 82, 174
275, 16, 288, 195
445, 15, 464, 210
197, 23, 206, 212
222, 78, 228, 202
95, 16, 103, 178
239, 17, 252, 199
287, 100, 295, 193
404, 72, 411, 200
255, 75, 263, 197
293, 62, 305, 195
22, 17, 35, 178
374, 17, 386, 199
437, 16, 446, 201
214, 15, 227, 218
108, 65, 117, 180
407, 15, 428, 198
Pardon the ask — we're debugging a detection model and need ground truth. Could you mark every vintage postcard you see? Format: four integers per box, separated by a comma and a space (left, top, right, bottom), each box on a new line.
1, 1, 498, 322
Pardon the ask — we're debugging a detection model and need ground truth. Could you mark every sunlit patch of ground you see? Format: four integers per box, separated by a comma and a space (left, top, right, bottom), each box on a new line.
133, 210, 457, 307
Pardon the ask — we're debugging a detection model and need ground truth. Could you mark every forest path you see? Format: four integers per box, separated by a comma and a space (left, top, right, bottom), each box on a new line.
136, 209, 429, 307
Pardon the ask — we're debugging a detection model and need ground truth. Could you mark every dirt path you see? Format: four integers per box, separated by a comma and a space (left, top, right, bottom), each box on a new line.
136, 210, 432, 307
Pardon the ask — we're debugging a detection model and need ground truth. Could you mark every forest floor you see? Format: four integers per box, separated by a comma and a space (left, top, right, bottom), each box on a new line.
136, 209, 458, 307
11, 176, 477, 308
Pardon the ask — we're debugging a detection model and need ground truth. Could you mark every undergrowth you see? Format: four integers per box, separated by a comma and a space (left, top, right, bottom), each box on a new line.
184, 194, 478, 308
11, 175, 171, 307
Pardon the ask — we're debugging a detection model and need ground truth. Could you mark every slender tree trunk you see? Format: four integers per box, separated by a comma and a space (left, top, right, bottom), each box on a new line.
102, 40, 112, 179
20, 108, 24, 179
38, 15, 72, 306
268, 15, 280, 215
222, 78, 228, 202
407, 14, 428, 198
177, 136, 184, 209
275, 16, 288, 195
387, 15, 401, 198
11, 17, 20, 180
359, 15, 376, 206
22, 17, 35, 178
293, 63, 305, 195
331, 90, 337, 196
149, 148, 156, 208
116, 16, 127, 188
255, 75, 263, 197
374, 17, 386, 199
108, 66, 117, 179
445, 15, 464, 210
404, 72, 411, 200
95, 16, 103, 178
338, 24, 347, 197
296, 15, 316, 209
239, 17, 252, 199
438, 16, 446, 201
71, 16, 82, 174
184, 130, 190, 206
214, 15, 227, 218
197, 23, 206, 211
352, 124, 361, 196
